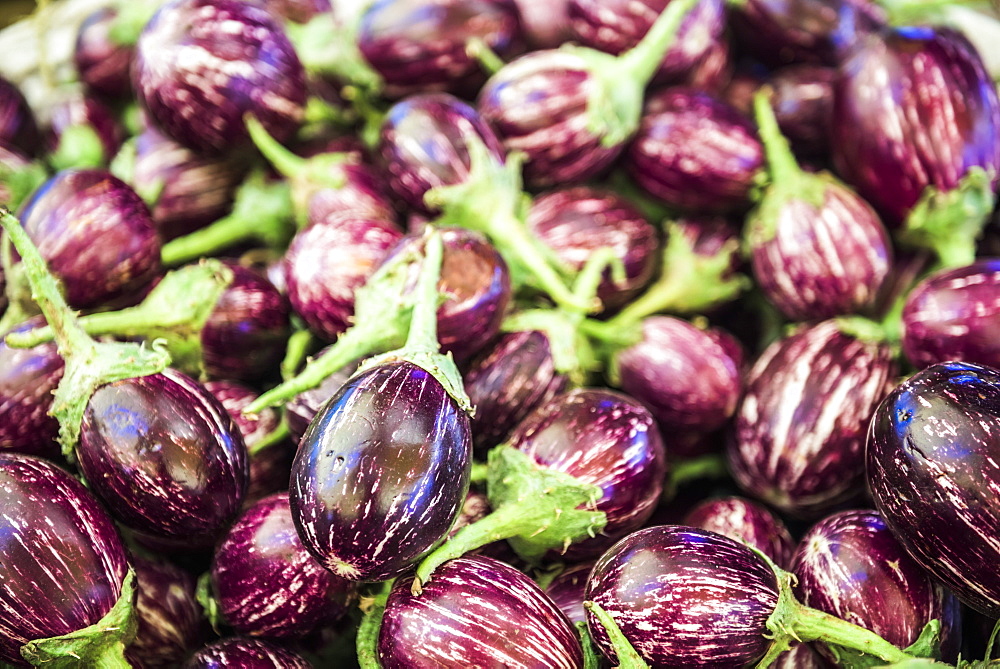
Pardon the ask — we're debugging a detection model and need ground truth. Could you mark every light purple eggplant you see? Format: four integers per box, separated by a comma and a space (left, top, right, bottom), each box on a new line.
682, 496, 796, 568
129, 556, 206, 669
184, 637, 313, 668
545, 561, 595, 626
0, 76, 40, 157
74, 7, 134, 99
379, 555, 584, 667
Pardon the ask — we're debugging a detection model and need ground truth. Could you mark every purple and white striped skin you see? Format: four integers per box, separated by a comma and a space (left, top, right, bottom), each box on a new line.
790, 509, 962, 663
77, 367, 249, 543
212, 493, 356, 639
728, 320, 896, 517
358, 0, 524, 99
283, 216, 403, 341
379, 93, 506, 214
769, 65, 835, 158
545, 560, 595, 625
868, 362, 1000, 617
129, 556, 206, 668
901, 260, 1000, 370
133, 0, 307, 155
527, 186, 659, 312
17, 169, 162, 310
304, 160, 397, 229
585, 525, 780, 667
683, 496, 796, 569
183, 637, 313, 668
0, 317, 64, 460
379, 555, 584, 668
291, 361, 472, 581
285, 355, 358, 444
74, 7, 134, 99
831, 27, 1000, 227
463, 329, 569, 452
47, 95, 124, 166
774, 643, 826, 668
625, 88, 764, 214
0, 76, 40, 158
0, 453, 130, 665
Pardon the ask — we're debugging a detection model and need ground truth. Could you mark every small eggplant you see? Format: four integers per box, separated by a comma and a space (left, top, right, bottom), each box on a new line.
184, 637, 313, 668
683, 496, 796, 568
0, 76, 40, 157
0, 317, 64, 460
75, 7, 134, 99
130, 556, 206, 669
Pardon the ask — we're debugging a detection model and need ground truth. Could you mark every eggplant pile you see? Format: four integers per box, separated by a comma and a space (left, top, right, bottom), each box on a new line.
4, 0, 1000, 665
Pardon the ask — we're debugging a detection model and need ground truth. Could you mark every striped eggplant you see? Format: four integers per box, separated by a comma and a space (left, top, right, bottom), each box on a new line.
901, 260, 1000, 370
379, 555, 584, 667
133, 0, 307, 155
290, 360, 472, 581
211, 493, 355, 638
683, 496, 796, 568
46, 93, 124, 169
728, 319, 896, 517
768, 65, 835, 158
545, 560, 596, 626
74, 7, 134, 99
184, 638, 313, 668
0, 453, 132, 666
774, 643, 826, 668
129, 556, 206, 669
0, 75, 40, 157
868, 362, 1000, 617
303, 160, 397, 229
790, 509, 962, 663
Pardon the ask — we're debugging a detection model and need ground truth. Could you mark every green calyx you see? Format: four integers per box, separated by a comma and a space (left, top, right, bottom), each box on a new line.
194, 572, 225, 634
47, 124, 105, 172
583, 601, 650, 669
285, 12, 383, 95
356, 580, 394, 669
20, 568, 137, 669
827, 621, 943, 669
106, 0, 162, 46
0, 159, 48, 213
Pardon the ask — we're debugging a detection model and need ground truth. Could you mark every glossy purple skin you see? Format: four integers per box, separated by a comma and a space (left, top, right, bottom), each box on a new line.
527, 187, 658, 311
683, 496, 796, 568
0, 453, 129, 665
0, 76, 40, 157
17, 169, 161, 310
868, 362, 1000, 617
379, 555, 583, 668
212, 493, 355, 639
463, 329, 569, 452
568, 0, 725, 86
791, 509, 962, 662
586, 525, 780, 667
0, 317, 64, 460
74, 7, 133, 98
510, 388, 667, 556
478, 49, 621, 189
359, 0, 523, 99
290, 361, 472, 581
769, 65, 835, 158
184, 638, 312, 669
305, 160, 397, 228
77, 368, 249, 542
728, 320, 896, 517
901, 260, 1000, 370
380, 92, 506, 214
130, 556, 205, 669
286, 355, 358, 445
749, 178, 892, 321
832, 27, 1000, 226
544, 560, 594, 625
626, 88, 764, 214
47, 95, 124, 166
133, 0, 307, 155
283, 216, 403, 340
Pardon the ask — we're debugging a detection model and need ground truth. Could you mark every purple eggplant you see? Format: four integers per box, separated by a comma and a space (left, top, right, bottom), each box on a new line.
901, 260, 1000, 370
184, 638, 313, 668
47, 95, 124, 169
16, 169, 161, 310
790, 509, 961, 663
513, 0, 571, 48
625, 88, 764, 214
545, 560, 596, 626
285, 354, 358, 444
0, 317, 64, 460
769, 65, 836, 158
75, 7, 134, 99
291, 360, 472, 581
774, 643, 826, 668
379, 555, 584, 667
304, 160, 398, 228
0, 453, 132, 666
0, 76, 41, 158
868, 362, 1000, 617
527, 186, 659, 312
728, 319, 896, 516
683, 496, 796, 568
212, 493, 355, 638
130, 556, 206, 668
133, 0, 307, 155
358, 0, 523, 98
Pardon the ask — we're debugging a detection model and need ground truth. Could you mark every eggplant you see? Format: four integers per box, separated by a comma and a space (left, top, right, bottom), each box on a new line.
513, 0, 571, 48
133, 0, 307, 154
304, 160, 398, 228
0, 76, 41, 158
130, 556, 206, 668
47, 95, 124, 170
682, 496, 796, 568
75, 7, 134, 99
868, 362, 1000, 617
0, 317, 64, 460
545, 560, 596, 626
0, 453, 132, 666
790, 509, 962, 663
728, 319, 896, 516
184, 638, 313, 668
378, 555, 584, 667
774, 643, 826, 668
285, 354, 358, 444
768, 65, 835, 158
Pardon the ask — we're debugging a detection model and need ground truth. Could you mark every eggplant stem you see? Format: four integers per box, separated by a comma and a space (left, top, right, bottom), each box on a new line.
356, 580, 394, 669
584, 601, 651, 669
245, 115, 308, 179
753, 89, 801, 188
466, 38, 505, 75
617, 0, 703, 86
248, 419, 291, 456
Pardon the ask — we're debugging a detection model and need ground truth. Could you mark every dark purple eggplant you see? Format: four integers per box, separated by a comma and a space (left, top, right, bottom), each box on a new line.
769, 65, 835, 158
291, 360, 472, 581
130, 556, 206, 668
0, 75, 41, 158
683, 496, 796, 568
285, 354, 358, 444
545, 561, 596, 626
16, 169, 161, 310
75, 7, 134, 99
133, 0, 307, 155
212, 493, 355, 638
868, 362, 1000, 617
0, 453, 132, 666
901, 260, 1000, 370
184, 637, 313, 668
358, 0, 523, 98
47, 94, 124, 170
379, 555, 584, 667
790, 509, 961, 663
527, 186, 659, 312
728, 319, 896, 516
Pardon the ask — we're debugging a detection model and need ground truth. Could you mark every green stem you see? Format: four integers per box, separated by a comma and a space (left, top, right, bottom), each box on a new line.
584, 602, 650, 669
617, 0, 704, 85
661, 454, 730, 504
469, 461, 488, 485
578, 621, 604, 669
281, 328, 316, 381
791, 603, 912, 664
753, 90, 801, 187
245, 115, 309, 179
47, 124, 106, 172
248, 419, 291, 456
356, 580, 393, 669
466, 37, 505, 75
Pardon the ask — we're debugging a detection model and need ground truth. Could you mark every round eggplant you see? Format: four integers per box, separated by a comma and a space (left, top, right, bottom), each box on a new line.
129, 555, 206, 668
74, 7, 134, 99
184, 637, 312, 668
683, 496, 796, 568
